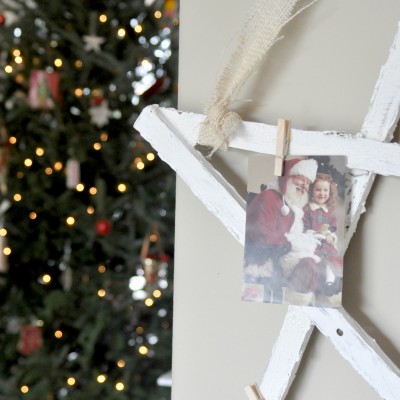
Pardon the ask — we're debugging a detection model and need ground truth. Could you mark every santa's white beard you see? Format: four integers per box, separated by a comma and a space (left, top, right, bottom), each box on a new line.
285, 181, 309, 209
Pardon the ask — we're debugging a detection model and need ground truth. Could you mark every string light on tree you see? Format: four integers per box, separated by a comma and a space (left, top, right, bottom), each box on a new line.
115, 382, 125, 391
136, 326, 144, 334
138, 345, 149, 355
146, 152, 155, 161
87, 206, 95, 214
117, 28, 126, 38
67, 377, 76, 386
117, 183, 127, 193
3, 246, 11, 256
39, 274, 51, 284
35, 147, 44, 156
145, 298, 154, 307
54, 330, 63, 339
74, 88, 83, 97
54, 161, 63, 171
66, 216, 75, 226
20, 385, 29, 394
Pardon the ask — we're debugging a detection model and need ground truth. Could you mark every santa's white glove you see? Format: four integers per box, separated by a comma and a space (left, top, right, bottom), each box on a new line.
286, 230, 322, 255
281, 231, 322, 277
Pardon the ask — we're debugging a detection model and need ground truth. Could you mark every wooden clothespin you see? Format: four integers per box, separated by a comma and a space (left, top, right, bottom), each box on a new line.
274, 119, 290, 176
244, 383, 265, 400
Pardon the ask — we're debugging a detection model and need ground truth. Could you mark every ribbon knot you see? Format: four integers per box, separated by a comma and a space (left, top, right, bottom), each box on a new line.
198, 105, 241, 156
196, 0, 318, 157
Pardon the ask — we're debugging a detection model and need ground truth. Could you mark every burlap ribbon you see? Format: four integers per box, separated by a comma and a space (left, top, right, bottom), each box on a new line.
197, 0, 318, 156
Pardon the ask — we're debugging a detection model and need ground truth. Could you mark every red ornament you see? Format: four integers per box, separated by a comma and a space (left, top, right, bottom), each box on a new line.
0, 15, 5, 25
18, 325, 42, 355
91, 96, 104, 106
96, 219, 111, 236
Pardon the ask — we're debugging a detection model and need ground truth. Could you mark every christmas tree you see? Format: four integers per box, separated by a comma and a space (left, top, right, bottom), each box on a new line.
0, 0, 178, 399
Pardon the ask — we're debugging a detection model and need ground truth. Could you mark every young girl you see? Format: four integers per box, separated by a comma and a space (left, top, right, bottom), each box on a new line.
303, 173, 343, 297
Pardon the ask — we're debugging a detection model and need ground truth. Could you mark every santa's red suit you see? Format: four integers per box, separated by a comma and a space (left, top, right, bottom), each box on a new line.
245, 189, 293, 252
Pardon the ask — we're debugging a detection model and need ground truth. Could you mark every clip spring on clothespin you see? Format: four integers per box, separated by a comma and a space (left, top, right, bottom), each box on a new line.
244, 383, 266, 400
274, 119, 290, 176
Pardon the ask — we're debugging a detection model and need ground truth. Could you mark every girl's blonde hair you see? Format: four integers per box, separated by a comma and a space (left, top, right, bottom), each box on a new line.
311, 173, 337, 209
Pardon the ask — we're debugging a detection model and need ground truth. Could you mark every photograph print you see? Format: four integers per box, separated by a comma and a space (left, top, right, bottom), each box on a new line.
242, 155, 347, 308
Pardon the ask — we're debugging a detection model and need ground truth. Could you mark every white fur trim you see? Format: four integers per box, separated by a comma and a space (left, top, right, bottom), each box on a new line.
281, 229, 322, 277
289, 159, 318, 182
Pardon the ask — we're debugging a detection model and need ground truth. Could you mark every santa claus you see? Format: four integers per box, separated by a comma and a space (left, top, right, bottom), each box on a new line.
243, 158, 323, 305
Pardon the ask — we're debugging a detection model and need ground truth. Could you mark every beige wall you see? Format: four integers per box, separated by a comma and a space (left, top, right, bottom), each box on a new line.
173, 1, 400, 399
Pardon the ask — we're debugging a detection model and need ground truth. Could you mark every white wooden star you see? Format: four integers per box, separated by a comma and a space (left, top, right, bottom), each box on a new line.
134, 21, 400, 400
83, 35, 106, 53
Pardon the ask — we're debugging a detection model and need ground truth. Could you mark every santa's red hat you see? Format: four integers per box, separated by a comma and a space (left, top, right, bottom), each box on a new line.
278, 158, 318, 193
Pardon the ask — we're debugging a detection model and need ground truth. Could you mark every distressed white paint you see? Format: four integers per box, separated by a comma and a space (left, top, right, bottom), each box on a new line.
135, 108, 246, 244
134, 21, 400, 400
305, 307, 400, 399
142, 105, 400, 178
258, 307, 314, 399
345, 23, 400, 247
